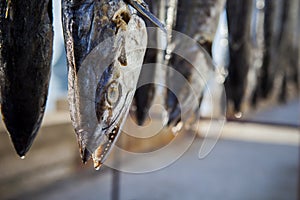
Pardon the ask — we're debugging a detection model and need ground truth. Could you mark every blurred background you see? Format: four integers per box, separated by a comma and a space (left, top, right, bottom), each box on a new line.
0, 0, 299, 199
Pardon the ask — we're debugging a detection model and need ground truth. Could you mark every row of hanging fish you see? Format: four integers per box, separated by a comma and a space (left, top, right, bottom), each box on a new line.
225, 0, 299, 117
0, 0, 298, 169
133, 0, 226, 128
135, 0, 299, 122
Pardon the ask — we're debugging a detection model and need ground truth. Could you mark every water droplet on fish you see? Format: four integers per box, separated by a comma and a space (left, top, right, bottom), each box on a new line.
171, 122, 183, 134
234, 112, 243, 119
20, 156, 25, 160
93, 160, 102, 170
95, 164, 102, 171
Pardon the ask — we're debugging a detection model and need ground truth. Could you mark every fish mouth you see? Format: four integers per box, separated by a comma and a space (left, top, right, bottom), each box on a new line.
92, 122, 121, 170
80, 91, 130, 164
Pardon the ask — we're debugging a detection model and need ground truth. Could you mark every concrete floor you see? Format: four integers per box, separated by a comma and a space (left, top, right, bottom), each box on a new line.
17, 137, 299, 200
245, 98, 300, 127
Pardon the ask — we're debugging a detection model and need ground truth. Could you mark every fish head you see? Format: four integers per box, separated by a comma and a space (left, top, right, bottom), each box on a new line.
65, 0, 157, 168
78, 14, 146, 167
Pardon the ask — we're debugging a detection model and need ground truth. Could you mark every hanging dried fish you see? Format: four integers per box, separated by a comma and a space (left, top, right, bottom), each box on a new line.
225, 0, 253, 115
166, 0, 226, 126
253, 0, 276, 102
220, 0, 300, 117
0, 0, 53, 157
273, 0, 299, 103
62, 0, 153, 167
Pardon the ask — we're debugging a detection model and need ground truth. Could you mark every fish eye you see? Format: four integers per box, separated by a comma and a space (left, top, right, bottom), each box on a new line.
106, 81, 121, 106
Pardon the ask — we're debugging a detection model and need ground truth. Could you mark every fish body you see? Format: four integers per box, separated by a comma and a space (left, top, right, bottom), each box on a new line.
62, 0, 147, 165
274, 0, 299, 102
258, 0, 276, 99
174, 0, 226, 53
0, 0, 53, 156
166, 0, 225, 125
225, 0, 253, 114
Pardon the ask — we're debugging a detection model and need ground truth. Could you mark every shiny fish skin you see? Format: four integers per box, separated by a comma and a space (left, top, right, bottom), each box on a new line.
62, 0, 147, 164
0, 0, 53, 156
62, 0, 121, 162
166, 0, 225, 125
